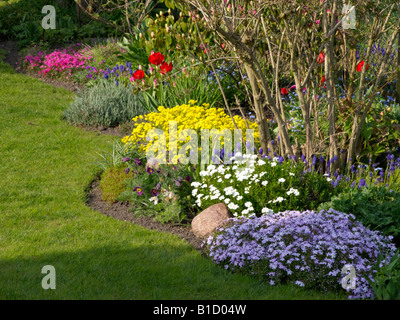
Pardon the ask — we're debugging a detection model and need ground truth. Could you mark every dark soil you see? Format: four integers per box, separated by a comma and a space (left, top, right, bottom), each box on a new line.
87, 180, 206, 252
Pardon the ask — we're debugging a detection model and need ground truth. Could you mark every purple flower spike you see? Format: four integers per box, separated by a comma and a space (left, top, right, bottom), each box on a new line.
387, 154, 395, 162
121, 157, 131, 162
134, 158, 142, 166
124, 167, 130, 174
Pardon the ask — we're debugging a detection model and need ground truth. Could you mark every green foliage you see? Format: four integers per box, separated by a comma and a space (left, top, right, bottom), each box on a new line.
118, 160, 195, 224
63, 79, 147, 127
141, 68, 223, 111
318, 186, 400, 245
367, 250, 400, 300
99, 167, 132, 204
358, 99, 400, 162
95, 140, 127, 172
0, 0, 115, 47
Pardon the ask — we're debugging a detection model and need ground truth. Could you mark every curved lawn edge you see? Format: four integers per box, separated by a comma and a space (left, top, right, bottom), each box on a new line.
0, 60, 344, 300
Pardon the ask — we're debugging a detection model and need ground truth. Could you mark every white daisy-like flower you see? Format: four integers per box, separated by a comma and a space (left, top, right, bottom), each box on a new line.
289, 172, 295, 176
273, 197, 285, 203
224, 174, 232, 179
228, 203, 239, 210
262, 181, 268, 186
207, 164, 216, 171
236, 195, 243, 200
191, 189, 198, 196
286, 188, 300, 196
191, 182, 201, 188
224, 198, 230, 204
261, 207, 274, 214
270, 162, 277, 167
326, 177, 332, 182
257, 160, 266, 166
278, 178, 286, 183
245, 201, 253, 208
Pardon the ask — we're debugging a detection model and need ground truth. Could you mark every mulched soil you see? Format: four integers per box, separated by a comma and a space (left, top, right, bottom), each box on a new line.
87, 180, 206, 252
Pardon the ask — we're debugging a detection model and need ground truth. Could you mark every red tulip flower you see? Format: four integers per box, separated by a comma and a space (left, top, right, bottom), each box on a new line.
133, 69, 145, 80
321, 75, 326, 83
160, 62, 173, 74
317, 51, 325, 64
149, 52, 165, 66
356, 60, 369, 72
281, 87, 289, 95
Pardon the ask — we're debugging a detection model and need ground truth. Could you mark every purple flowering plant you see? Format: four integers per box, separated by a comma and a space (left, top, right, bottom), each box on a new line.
118, 156, 196, 223
205, 209, 397, 300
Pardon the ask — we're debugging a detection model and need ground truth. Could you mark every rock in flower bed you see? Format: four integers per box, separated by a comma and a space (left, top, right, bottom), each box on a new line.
205, 209, 397, 300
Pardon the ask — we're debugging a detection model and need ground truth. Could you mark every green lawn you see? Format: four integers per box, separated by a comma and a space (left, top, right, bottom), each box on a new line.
0, 54, 344, 300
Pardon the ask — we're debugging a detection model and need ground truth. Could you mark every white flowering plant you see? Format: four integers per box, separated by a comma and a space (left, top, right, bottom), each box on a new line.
191, 153, 339, 217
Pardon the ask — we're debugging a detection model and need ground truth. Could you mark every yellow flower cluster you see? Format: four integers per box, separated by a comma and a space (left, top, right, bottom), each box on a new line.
122, 101, 259, 156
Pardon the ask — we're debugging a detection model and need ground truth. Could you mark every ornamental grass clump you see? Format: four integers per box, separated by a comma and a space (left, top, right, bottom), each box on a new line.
205, 209, 397, 300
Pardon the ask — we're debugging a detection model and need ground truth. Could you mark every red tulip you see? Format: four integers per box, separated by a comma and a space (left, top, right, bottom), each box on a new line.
159, 62, 173, 74
149, 52, 165, 66
133, 69, 145, 80
317, 51, 325, 64
321, 75, 325, 83
356, 60, 369, 72
281, 87, 289, 95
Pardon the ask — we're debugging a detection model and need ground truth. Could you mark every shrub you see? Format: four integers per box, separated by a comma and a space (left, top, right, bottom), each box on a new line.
205, 209, 397, 300
192, 153, 340, 218
318, 186, 400, 247
63, 79, 147, 127
99, 167, 132, 204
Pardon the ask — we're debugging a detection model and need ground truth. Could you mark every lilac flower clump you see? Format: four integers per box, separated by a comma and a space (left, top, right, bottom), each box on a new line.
206, 209, 396, 300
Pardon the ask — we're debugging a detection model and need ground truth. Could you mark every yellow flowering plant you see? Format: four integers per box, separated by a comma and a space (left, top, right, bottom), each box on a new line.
122, 100, 259, 164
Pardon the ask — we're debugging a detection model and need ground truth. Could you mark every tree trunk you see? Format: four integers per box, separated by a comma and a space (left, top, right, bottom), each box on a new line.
243, 62, 272, 157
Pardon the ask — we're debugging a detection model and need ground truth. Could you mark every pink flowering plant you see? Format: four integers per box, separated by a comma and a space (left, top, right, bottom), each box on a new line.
22, 42, 122, 83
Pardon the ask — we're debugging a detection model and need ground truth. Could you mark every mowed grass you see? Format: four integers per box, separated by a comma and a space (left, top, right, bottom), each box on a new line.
0, 54, 345, 300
